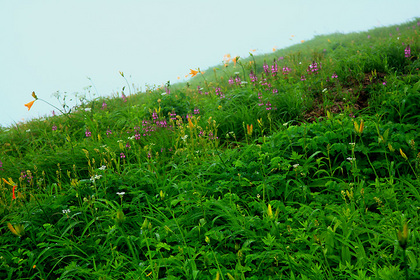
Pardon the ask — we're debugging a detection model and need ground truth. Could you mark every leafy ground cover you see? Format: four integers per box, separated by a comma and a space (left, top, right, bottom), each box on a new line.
1, 19, 420, 279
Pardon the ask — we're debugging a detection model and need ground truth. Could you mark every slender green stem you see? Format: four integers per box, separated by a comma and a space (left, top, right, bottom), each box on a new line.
403, 249, 409, 280
38, 98, 69, 117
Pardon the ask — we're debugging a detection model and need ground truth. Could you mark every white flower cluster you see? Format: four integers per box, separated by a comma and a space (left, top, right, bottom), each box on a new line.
90, 174, 102, 182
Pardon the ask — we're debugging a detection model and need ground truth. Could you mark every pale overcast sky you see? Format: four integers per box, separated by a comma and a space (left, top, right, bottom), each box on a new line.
1, 0, 419, 127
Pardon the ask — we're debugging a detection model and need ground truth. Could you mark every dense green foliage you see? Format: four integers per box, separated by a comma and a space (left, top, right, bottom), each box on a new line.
1, 19, 420, 279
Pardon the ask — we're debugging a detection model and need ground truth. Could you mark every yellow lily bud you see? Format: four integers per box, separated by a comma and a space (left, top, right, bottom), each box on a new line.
400, 148, 408, 160
7, 223, 25, 237
397, 222, 409, 250
267, 204, 273, 219
359, 120, 364, 134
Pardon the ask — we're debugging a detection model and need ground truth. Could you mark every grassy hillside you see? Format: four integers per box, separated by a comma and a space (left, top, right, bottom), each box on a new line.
1, 19, 420, 279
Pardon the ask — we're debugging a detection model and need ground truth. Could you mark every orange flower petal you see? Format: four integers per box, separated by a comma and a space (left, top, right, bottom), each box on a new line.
189, 69, 199, 77
24, 100, 36, 111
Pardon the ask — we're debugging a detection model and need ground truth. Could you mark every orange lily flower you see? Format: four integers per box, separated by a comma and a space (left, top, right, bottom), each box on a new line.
232, 56, 238, 66
2, 178, 17, 200
189, 69, 199, 77
25, 100, 36, 111
188, 117, 194, 129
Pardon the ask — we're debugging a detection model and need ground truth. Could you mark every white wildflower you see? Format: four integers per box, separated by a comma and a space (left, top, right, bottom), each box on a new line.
90, 174, 102, 182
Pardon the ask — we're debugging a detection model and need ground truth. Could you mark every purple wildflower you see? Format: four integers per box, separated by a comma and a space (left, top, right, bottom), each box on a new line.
102, 102, 107, 110
52, 125, 57, 131
120, 153, 126, 159
405, 45, 411, 58
258, 92, 264, 106
271, 62, 278, 76
282, 66, 291, 75
235, 75, 241, 85
263, 62, 269, 74
85, 129, 92, 138
249, 70, 258, 83
208, 132, 218, 140
308, 61, 318, 74
215, 87, 224, 98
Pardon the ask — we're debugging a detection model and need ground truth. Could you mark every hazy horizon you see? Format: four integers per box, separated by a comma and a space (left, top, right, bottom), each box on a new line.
1, 0, 419, 127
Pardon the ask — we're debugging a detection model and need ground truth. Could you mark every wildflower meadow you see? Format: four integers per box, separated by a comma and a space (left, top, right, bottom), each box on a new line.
1, 19, 420, 279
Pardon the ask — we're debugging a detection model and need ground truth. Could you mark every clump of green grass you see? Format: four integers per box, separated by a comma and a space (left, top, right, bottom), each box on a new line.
1, 18, 420, 279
